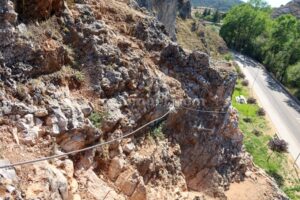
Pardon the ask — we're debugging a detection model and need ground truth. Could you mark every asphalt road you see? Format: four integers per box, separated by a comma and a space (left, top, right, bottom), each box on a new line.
234, 53, 300, 166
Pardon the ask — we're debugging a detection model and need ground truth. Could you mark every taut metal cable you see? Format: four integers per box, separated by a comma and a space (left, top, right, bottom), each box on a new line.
178, 105, 228, 114
0, 108, 174, 169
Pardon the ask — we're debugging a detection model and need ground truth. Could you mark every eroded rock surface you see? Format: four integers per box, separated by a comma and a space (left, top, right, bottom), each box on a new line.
135, 0, 191, 40
273, 0, 300, 19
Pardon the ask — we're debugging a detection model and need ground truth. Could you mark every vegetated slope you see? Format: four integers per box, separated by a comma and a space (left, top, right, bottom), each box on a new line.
0, 0, 288, 199
176, 18, 228, 58
273, 0, 300, 19
191, 0, 243, 11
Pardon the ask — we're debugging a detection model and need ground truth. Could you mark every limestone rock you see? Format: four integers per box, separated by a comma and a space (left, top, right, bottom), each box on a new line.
123, 142, 135, 154
108, 157, 126, 181
0, 160, 17, 180
0, 0, 18, 24
80, 103, 93, 117
16, 0, 64, 21
130, 179, 147, 200
102, 98, 125, 132
25, 162, 69, 200
84, 169, 125, 200
136, 0, 192, 40
34, 108, 49, 117
115, 168, 139, 196
273, 0, 300, 19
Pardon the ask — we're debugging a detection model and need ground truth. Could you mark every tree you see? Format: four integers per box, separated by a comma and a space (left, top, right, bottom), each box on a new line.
212, 10, 220, 23
220, 4, 268, 54
220, 0, 300, 96
202, 8, 209, 17
248, 0, 269, 9
195, 11, 201, 19
263, 15, 299, 81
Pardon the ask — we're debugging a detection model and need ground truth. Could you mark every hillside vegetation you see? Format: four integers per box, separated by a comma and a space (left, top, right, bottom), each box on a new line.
176, 18, 228, 58
220, 0, 300, 99
191, 0, 243, 11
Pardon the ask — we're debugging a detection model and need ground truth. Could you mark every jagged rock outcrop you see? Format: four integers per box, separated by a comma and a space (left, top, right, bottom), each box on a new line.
273, 0, 300, 19
135, 0, 191, 40
14, 0, 65, 21
0, 0, 288, 199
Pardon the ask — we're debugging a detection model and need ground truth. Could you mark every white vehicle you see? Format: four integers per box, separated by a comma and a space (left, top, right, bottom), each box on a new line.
236, 95, 247, 104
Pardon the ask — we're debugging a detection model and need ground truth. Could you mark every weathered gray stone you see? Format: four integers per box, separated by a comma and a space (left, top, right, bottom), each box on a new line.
123, 143, 135, 154
34, 109, 49, 117
273, 0, 300, 19
0, 159, 17, 180
136, 0, 191, 40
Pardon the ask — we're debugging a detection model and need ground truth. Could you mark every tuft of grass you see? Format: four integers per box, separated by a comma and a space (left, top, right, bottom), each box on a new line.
284, 185, 300, 200
89, 112, 105, 128
150, 123, 165, 140
15, 84, 28, 101
74, 71, 85, 82
224, 53, 233, 61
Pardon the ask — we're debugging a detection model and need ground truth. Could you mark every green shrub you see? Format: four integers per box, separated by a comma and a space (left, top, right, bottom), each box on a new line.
74, 71, 85, 82
89, 112, 105, 128
247, 97, 257, 104
224, 53, 233, 61
241, 80, 249, 86
267, 169, 285, 187
252, 129, 262, 136
257, 107, 266, 116
286, 62, 300, 88
243, 117, 252, 123
150, 123, 165, 140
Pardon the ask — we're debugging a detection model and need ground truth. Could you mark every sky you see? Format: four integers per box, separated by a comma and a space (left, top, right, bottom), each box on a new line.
243, 0, 291, 7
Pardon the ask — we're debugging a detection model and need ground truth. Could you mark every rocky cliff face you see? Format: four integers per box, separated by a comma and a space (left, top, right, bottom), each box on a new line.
273, 0, 300, 19
135, 0, 191, 40
0, 0, 287, 199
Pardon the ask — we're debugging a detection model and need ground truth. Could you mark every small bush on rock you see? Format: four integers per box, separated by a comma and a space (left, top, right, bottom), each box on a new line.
150, 123, 165, 140
15, 84, 28, 101
224, 53, 233, 61
89, 112, 104, 128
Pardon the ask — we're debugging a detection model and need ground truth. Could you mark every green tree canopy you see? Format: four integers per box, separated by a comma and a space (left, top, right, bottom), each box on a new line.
220, 4, 268, 53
